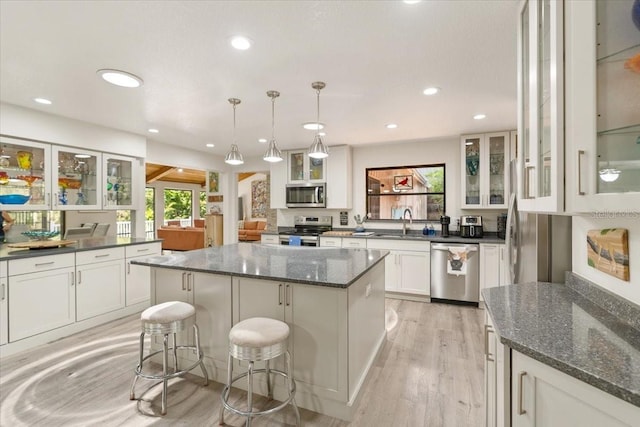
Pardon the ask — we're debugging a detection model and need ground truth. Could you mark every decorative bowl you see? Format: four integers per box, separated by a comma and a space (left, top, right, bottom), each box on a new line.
22, 230, 60, 241
0, 194, 31, 204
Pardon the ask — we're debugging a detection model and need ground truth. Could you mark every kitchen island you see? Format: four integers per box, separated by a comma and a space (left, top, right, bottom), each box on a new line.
132, 243, 389, 421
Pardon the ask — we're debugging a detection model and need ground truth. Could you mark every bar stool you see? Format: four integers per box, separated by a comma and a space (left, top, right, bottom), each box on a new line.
219, 317, 300, 427
130, 301, 209, 415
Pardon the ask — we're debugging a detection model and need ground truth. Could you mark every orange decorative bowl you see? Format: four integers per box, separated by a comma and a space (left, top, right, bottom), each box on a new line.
17, 175, 41, 187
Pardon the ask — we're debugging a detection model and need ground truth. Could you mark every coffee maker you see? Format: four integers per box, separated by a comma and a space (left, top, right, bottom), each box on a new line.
440, 215, 450, 237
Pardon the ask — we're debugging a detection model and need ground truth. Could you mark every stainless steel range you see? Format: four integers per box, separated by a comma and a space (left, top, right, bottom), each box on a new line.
278, 215, 332, 246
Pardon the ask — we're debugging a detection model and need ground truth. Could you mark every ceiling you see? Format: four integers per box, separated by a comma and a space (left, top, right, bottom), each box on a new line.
0, 1, 519, 161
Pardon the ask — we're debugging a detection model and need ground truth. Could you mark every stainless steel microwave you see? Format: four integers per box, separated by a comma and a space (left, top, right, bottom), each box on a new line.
286, 183, 326, 208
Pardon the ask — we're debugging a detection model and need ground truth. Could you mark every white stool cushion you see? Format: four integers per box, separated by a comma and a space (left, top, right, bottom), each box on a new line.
141, 301, 195, 324
229, 317, 289, 348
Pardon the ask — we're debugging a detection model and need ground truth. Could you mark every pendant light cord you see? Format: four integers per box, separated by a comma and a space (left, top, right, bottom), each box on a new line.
316, 88, 321, 136
272, 96, 276, 140
233, 103, 237, 143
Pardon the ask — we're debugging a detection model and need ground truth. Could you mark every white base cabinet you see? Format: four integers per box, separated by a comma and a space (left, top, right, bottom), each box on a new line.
485, 312, 510, 427
75, 248, 125, 321
480, 243, 506, 302
366, 239, 430, 297
8, 254, 76, 342
0, 261, 6, 346
512, 350, 639, 426
125, 242, 161, 306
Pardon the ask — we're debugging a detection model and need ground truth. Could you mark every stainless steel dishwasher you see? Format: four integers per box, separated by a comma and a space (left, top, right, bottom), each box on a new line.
430, 242, 479, 305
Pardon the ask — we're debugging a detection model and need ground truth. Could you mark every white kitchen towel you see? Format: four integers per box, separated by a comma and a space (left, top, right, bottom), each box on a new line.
447, 247, 468, 276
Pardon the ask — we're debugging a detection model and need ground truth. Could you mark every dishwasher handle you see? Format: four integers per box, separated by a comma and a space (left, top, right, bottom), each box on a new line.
431, 244, 478, 251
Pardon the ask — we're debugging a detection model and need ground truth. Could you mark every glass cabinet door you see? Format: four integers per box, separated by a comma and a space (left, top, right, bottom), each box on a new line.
488, 134, 507, 207
288, 150, 325, 183
289, 152, 305, 182
308, 157, 324, 181
52, 146, 102, 210
103, 154, 134, 209
463, 136, 482, 207
0, 137, 51, 210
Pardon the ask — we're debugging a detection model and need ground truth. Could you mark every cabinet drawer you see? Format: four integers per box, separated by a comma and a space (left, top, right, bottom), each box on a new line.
9, 253, 76, 276
125, 242, 161, 258
261, 234, 279, 245
341, 238, 367, 248
367, 239, 430, 252
0, 260, 6, 278
76, 247, 125, 265
319, 237, 342, 247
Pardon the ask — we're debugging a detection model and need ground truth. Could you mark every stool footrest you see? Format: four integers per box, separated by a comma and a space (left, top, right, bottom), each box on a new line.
134, 345, 204, 381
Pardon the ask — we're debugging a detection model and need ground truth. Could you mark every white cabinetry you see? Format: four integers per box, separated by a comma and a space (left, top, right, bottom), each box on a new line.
234, 277, 348, 402
325, 145, 352, 209
485, 312, 510, 427
565, 0, 640, 212
480, 243, 506, 302
260, 234, 279, 245
125, 242, 161, 306
366, 239, 430, 298
288, 150, 325, 183
102, 153, 137, 209
512, 350, 639, 426
51, 145, 103, 210
461, 132, 510, 209
75, 247, 125, 321
8, 254, 76, 341
270, 158, 287, 209
341, 237, 367, 249
0, 261, 7, 346
319, 236, 342, 247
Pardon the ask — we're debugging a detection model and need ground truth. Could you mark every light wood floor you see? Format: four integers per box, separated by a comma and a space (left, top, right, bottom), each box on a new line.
0, 299, 485, 426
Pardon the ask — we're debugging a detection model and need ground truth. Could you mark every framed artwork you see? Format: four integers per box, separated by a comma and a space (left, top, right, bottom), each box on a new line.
208, 171, 219, 193
394, 175, 413, 190
208, 195, 223, 203
251, 180, 268, 218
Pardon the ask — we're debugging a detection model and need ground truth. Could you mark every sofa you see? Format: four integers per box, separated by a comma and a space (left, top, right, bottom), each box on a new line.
238, 220, 267, 241
157, 223, 205, 251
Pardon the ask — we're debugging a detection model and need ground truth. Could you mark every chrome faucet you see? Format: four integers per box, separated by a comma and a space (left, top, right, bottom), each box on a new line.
402, 208, 413, 235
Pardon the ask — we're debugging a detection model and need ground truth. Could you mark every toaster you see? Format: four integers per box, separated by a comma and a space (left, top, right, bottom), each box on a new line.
460, 215, 483, 238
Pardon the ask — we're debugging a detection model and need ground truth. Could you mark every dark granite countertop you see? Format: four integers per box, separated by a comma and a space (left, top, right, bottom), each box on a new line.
263, 229, 505, 244
483, 276, 640, 407
0, 237, 162, 260
131, 242, 389, 288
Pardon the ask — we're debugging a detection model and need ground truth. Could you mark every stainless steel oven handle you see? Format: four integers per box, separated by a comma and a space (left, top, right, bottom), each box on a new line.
431, 244, 478, 251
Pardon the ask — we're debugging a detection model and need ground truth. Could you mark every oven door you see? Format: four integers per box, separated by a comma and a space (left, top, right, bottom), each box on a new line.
279, 234, 319, 246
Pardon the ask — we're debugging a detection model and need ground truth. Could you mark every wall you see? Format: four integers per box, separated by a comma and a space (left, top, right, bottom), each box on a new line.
572, 214, 640, 305
238, 173, 267, 221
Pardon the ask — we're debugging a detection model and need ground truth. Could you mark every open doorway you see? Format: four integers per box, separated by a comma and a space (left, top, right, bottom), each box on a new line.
237, 172, 275, 241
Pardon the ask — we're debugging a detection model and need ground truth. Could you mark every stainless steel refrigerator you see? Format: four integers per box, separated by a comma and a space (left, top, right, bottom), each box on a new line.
505, 160, 572, 284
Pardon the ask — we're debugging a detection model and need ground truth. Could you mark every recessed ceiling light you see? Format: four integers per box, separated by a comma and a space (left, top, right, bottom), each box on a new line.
423, 87, 440, 96
177, 168, 184, 173
473, 114, 487, 120
230, 36, 252, 50
258, 138, 268, 143
386, 123, 398, 129
206, 143, 215, 148
97, 69, 143, 88
148, 128, 159, 133
34, 97, 52, 105
403, 0, 422, 4
303, 122, 324, 131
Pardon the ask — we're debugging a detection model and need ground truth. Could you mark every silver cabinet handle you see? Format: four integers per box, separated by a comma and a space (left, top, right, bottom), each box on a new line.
1, 282, 5, 300
279, 284, 283, 305
286, 284, 291, 306
187, 273, 192, 292
78, 270, 82, 284
94, 254, 110, 258
577, 150, 586, 195
127, 261, 131, 275
518, 371, 527, 415
54, 192, 58, 206
137, 248, 150, 253
35, 261, 55, 267
46, 193, 50, 205
484, 325, 495, 362
70, 272, 74, 286
182, 272, 187, 291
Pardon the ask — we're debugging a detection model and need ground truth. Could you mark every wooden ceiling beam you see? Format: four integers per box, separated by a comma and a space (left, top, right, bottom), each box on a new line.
146, 166, 175, 183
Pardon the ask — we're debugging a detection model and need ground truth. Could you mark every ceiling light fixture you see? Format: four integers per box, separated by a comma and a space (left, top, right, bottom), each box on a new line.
225, 98, 244, 166
303, 122, 325, 131
403, 0, 422, 4
97, 69, 143, 88
386, 123, 398, 129
473, 114, 487, 120
148, 128, 159, 133
318, 132, 326, 136
263, 90, 283, 163
599, 168, 621, 182
206, 143, 215, 148
423, 87, 440, 96
258, 138, 268, 143
308, 81, 329, 159
178, 168, 184, 173
34, 97, 52, 105
230, 36, 252, 50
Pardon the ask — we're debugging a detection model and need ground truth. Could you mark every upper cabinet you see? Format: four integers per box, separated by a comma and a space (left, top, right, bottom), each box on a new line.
0, 135, 140, 211
565, 0, 640, 212
461, 132, 510, 209
288, 150, 326, 183
517, 0, 565, 213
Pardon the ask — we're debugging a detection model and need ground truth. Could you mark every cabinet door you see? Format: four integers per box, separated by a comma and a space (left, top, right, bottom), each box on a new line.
325, 145, 352, 209
565, 0, 640, 212
0, 272, 7, 345
319, 237, 341, 247
480, 244, 501, 302
288, 150, 325, 183
462, 134, 483, 208
270, 157, 287, 209
498, 244, 507, 286
9, 267, 75, 341
0, 136, 53, 211
485, 317, 497, 427
192, 272, 232, 364
288, 282, 348, 401
51, 146, 102, 210
153, 268, 194, 304
486, 132, 509, 208
76, 260, 125, 321
397, 250, 430, 295
235, 277, 283, 321
103, 153, 136, 209
518, 0, 564, 213
341, 237, 366, 249
512, 351, 639, 427
383, 252, 399, 291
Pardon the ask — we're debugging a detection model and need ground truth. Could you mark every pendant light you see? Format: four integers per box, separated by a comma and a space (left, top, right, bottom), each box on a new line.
308, 81, 329, 159
263, 90, 283, 163
225, 98, 244, 166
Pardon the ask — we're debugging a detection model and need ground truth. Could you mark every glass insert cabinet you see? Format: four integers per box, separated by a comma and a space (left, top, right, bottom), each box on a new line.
461, 132, 510, 209
288, 150, 325, 183
0, 138, 51, 211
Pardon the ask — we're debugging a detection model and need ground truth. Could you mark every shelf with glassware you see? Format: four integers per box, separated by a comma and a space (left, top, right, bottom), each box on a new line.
517, 0, 565, 213
565, 0, 640, 212
461, 132, 510, 209
102, 153, 136, 210
52, 146, 103, 210
288, 150, 325, 184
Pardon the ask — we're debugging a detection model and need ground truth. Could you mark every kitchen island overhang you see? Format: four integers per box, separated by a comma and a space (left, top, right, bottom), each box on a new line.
132, 243, 389, 421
